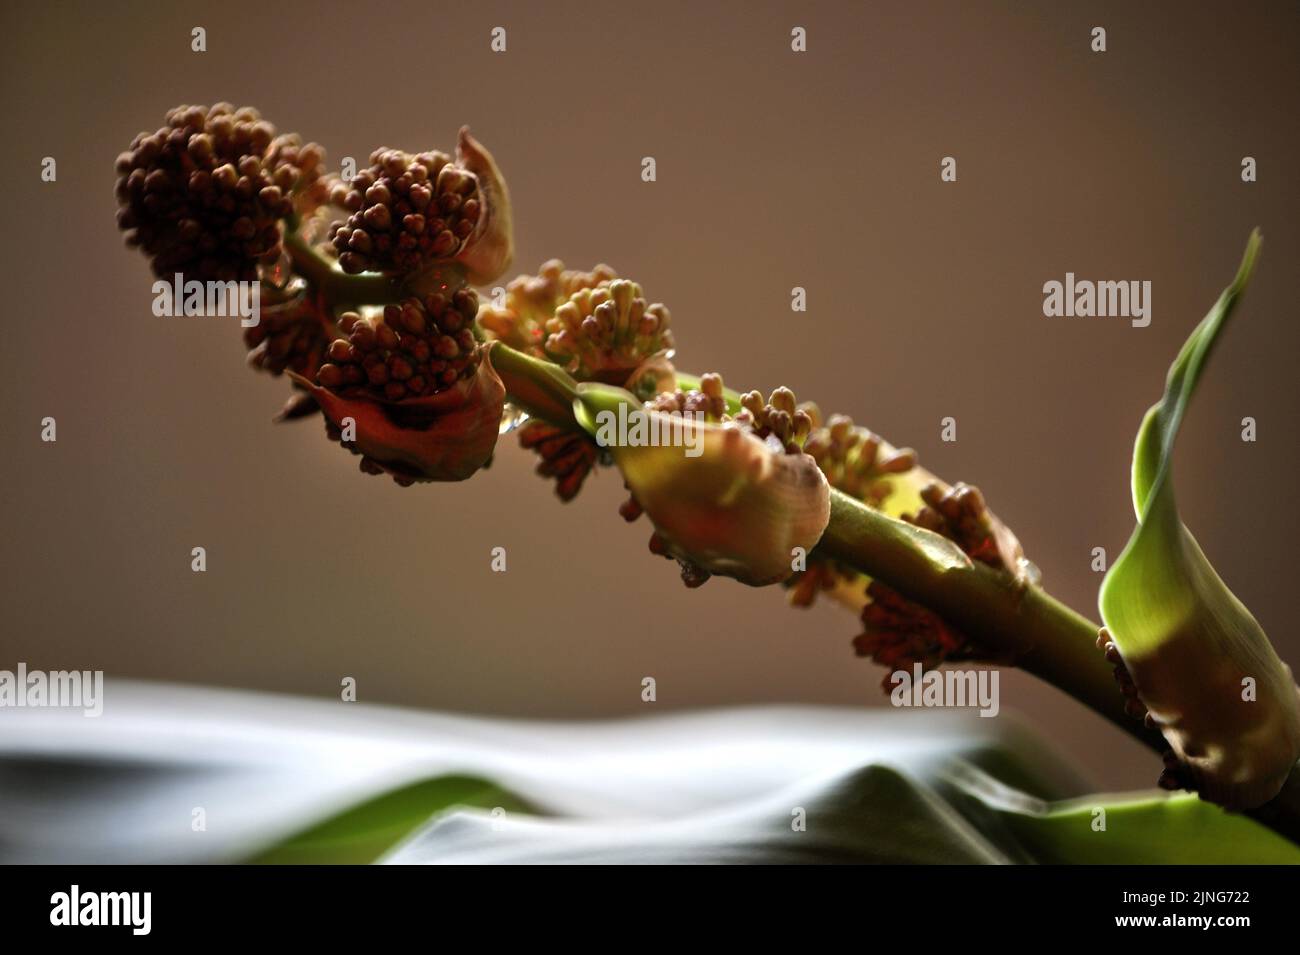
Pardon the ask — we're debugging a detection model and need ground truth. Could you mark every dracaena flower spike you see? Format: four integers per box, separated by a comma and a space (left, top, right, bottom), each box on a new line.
575, 374, 830, 587
904, 481, 1028, 579
516, 419, 600, 502
842, 479, 1032, 686
854, 580, 975, 691
789, 402, 1035, 690
853, 482, 1032, 687
788, 406, 925, 608
263, 133, 330, 223
1099, 230, 1300, 810
478, 261, 674, 389
324, 129, 512, 286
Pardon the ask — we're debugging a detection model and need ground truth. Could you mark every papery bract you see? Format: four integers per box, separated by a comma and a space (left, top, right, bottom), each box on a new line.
575, 383, 830, 586
453, 128, 514, 286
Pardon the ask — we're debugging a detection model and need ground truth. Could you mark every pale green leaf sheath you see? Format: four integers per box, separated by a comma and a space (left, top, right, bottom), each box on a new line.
1100, 231, 1300, 810
574, 381, 831, 587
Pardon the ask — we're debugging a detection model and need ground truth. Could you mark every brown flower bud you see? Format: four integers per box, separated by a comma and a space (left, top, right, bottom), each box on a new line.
517, 419, 600, 501
544, 279, 675, 383
902, 481, 1028, 578
325, 129, 513, 283
243, 291, 331, 380
478, 259, 619, 358
114, 104, 319, 283
313, 289, 481, 404
854, 581, 975, 691
289, 341, 506, 485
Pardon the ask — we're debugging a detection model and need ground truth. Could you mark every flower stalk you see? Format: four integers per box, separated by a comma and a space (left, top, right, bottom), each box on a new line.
283, 230, 403, 307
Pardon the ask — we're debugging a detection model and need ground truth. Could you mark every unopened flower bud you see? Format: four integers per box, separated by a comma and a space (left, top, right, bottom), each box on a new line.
854, 580, 974, 691
544, 279, 675, 383
478, 259, 619, 359
115, 104, 317, 282
517, 419, 600, 501
243, 290, 331, 381
313, 290, 481, 404
903, 481, 1029, 579
288, 332, 504, 485
325, 128, 513, 285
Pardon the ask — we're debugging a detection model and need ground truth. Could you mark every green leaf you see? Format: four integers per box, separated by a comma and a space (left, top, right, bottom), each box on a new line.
1098, 230, 1300, 810
248, 775, 534, 865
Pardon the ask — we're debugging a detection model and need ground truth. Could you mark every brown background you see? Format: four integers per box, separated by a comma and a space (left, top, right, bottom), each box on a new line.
2, 0, 1297, 789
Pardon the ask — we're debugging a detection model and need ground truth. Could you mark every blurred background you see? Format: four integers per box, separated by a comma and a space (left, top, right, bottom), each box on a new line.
1, 0, 1296, 790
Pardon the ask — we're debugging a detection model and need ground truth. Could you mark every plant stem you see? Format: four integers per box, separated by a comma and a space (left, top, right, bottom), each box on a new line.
823, 495, 1154, 744
487, 341, 584, 429
819, 489, 1156, 745
283, 231, 404, 306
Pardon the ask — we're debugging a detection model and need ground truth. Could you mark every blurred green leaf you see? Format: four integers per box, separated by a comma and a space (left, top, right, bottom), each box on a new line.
249, 775, 533, 865
995, 792, 1300, 865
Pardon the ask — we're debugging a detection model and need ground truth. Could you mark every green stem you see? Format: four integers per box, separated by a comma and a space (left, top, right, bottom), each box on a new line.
488, 341, 582, 429
819, 489, 1160, 745
283, 231, 405, 306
